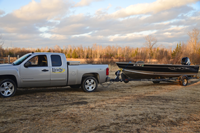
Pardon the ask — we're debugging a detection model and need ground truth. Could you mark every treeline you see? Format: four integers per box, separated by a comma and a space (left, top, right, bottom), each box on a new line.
0, 42, 200, 64
0, 28, 199, 64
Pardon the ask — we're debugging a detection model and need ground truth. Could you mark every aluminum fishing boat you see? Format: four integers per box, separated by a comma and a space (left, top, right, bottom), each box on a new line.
116, 57, 199, 79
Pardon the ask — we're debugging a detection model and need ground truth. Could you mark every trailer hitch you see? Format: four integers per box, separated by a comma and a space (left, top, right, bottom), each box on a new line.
115, 70, 121, 80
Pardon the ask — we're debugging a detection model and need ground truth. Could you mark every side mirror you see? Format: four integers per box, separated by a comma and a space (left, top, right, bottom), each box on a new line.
24, 62, 31, 68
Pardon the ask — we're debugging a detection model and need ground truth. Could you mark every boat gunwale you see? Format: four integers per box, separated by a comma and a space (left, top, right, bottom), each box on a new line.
123, 69, 198, 76
116, 62, 199, 67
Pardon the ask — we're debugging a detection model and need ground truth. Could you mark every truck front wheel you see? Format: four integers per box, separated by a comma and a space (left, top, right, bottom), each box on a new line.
81, 77, 98, 92
0, 79, 17, 98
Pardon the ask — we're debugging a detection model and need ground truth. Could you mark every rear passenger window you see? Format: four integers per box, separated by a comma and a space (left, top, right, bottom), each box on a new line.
51, 55, 62, 66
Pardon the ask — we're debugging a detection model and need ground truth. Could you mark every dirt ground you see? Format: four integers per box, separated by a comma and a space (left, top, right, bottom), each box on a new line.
1, 70, 200, 133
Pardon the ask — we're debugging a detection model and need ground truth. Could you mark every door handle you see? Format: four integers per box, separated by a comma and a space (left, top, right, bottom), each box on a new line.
42, 69, 49, 72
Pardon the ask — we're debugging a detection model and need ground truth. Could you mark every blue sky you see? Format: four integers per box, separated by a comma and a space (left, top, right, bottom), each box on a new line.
0, 0, 199, 49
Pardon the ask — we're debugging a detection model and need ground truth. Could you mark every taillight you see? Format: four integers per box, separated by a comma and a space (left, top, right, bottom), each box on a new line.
106, 68, 109, 76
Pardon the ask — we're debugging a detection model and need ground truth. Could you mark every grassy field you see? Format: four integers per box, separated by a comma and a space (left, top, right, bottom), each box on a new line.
0, 71, 200, 133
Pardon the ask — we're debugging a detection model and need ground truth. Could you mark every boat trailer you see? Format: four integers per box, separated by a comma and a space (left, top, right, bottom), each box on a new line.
109, 70, 199, 86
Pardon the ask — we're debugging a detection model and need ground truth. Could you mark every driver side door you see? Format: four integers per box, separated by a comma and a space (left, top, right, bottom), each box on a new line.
19, 55, 51, 87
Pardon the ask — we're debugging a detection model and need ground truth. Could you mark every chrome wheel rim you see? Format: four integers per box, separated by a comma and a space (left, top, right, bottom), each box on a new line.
0, 82, 14, 97
85, 79, 96, 91
183, 79, 187, 86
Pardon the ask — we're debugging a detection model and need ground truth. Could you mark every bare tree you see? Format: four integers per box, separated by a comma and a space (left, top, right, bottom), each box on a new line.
144, 35, 157, 62
188, 28, 200, 53
0, 34, 4, 46
0, 34, 4, 57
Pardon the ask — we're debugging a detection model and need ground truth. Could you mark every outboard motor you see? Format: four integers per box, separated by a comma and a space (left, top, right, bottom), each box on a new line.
181, 57, 191, 65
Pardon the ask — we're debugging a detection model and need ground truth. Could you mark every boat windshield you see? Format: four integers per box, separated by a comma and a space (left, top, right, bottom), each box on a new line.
13, 53, 32, 65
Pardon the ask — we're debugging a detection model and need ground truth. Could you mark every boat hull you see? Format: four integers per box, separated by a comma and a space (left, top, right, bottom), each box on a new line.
116, 62, 199, 79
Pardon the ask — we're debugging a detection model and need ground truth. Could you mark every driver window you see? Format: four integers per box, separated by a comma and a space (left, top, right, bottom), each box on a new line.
27, 55, 48, 67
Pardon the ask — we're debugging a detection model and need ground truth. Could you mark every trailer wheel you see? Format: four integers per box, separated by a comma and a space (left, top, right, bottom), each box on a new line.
180, 76, 188, 86
81, 77, 98, 92
121, 73, 129, 83
153, 81, 160, 84
70, 85, 81, 88
0, 79, 17, 98
124, 79, 129, 83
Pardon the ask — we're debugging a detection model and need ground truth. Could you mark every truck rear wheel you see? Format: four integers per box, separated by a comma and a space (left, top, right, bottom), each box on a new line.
0, 79, 17, 98
81, 77, 98, 92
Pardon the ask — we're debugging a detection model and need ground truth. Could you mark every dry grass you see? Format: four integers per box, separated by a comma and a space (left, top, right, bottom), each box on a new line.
0, 71, 200, 133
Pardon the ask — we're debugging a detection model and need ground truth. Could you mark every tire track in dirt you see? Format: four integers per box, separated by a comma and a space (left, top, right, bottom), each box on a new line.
54, 80, 200, 133
1, 78, 200, 133
164, 112, 200, 133
67, 82, 198, 110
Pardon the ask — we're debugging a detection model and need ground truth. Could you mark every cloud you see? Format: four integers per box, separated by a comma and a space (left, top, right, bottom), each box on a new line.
13, 0, 70, 21
0, 13, 54, 35
50, 34, 67, 40
0, 0, 71, 36
95, 4, 112, 16
111, 0, 199, 18
47, 5, 199, 48
0, 0, 199, 49
75, 0, 102, 7
52, 6, 192, 37
0, 9, 5, 16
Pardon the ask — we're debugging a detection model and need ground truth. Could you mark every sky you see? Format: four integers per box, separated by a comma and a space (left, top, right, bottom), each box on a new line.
0, 0, 200, 49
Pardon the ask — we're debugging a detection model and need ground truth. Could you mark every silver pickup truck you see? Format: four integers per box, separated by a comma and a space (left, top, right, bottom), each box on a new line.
0, 52, 109, 97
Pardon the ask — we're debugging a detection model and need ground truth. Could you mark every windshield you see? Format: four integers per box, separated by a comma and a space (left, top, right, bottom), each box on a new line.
13, 53, 32, 65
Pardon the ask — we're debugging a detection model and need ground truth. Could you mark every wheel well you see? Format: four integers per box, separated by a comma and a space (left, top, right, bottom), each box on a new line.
0, 75, 18, 87
82, 73, 99, 83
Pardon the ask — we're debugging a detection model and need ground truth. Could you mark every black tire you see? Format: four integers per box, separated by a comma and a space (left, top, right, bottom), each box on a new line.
121, 73, 129, 83
70, 85, 81, 88
124, 79, 129, 83
180, 76, 188, 86
0, 79, 17, 98
153, 81, 160, 84
81, 77, 98, 92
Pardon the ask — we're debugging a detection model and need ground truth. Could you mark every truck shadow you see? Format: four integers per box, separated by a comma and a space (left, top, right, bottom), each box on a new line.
15, 87, 83, 96
14, 80, 200, 97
